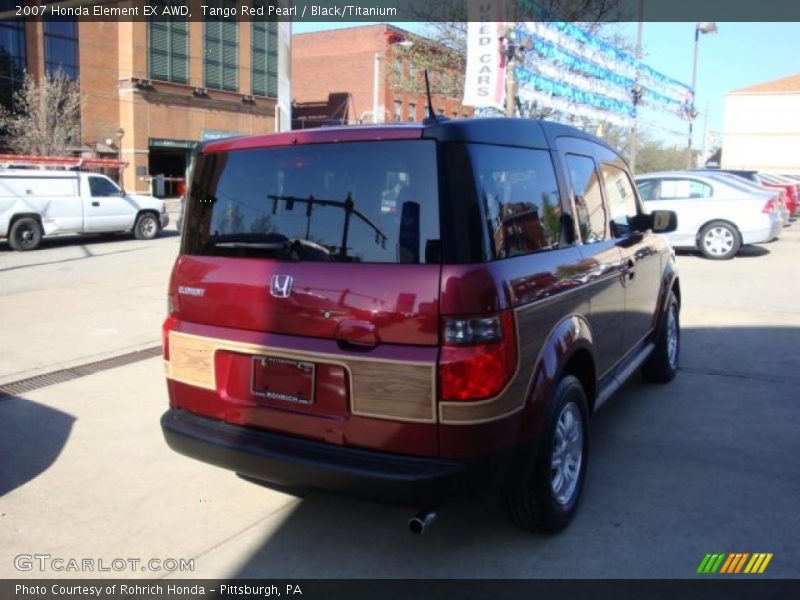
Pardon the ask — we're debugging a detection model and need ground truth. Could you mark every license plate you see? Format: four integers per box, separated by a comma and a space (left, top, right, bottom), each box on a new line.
251, 356, 315, 405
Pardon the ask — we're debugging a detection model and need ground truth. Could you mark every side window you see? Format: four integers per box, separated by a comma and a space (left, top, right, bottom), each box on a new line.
636, 179, 658, 201
470, 145, 564, 259
658, 179, 712, 200
601, 164, 638, 238
88, 177, 121, 197
565, 154, 605, 244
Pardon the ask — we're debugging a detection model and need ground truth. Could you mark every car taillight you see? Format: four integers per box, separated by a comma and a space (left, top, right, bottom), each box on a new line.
162, 315, 177, 360
763, 198, 776, 214
439, 310, 517, 401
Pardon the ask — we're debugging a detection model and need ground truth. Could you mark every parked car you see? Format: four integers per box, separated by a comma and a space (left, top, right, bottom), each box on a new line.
693, 168, 796, 218
636, 171, 782, 259
758, 174, 799, 216
161, 119, 680, 534
0, 169, 168, 251
702, 171, 791, 226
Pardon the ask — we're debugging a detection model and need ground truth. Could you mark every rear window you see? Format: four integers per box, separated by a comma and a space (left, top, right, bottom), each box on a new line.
183, 140, 440, 264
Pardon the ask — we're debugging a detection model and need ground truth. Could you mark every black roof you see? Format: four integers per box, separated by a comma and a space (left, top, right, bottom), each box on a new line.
422, 118, 615, 152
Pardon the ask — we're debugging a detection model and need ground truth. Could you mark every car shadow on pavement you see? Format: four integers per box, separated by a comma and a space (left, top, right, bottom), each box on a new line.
0, 246, 149, 273
675, 245, 770, 260
735, 245, 771, 258
0, 396, 75, 496
0, 230, 179, 253
217, 325, 799, 578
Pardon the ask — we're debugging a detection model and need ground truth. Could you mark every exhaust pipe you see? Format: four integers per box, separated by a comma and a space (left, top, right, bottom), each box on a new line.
408, 509, 438, 535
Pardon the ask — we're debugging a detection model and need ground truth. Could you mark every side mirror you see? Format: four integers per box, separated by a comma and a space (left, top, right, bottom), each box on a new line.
629, 210, 677, 234
650, 210, 677, 233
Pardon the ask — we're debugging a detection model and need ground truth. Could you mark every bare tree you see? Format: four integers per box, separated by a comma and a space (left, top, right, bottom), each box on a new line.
0, 73, 82, 156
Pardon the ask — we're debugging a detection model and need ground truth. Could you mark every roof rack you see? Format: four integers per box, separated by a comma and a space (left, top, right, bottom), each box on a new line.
0, 154, 128, 170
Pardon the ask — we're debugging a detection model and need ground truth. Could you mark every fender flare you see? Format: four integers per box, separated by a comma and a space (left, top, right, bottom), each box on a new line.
503, 313, 595, 488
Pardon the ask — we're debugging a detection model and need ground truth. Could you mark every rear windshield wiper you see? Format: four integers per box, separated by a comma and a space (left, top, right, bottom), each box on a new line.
212, 242, 288, 250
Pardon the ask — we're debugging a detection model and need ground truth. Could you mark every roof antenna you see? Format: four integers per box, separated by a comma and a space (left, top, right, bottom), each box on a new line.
423, 69, 447, 125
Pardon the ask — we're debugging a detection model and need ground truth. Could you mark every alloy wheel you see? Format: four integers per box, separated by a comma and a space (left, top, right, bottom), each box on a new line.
551, 402, 583, 506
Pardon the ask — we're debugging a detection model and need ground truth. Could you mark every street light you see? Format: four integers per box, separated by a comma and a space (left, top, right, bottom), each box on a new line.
373, 38, 413, 124
687, 22, 718, 167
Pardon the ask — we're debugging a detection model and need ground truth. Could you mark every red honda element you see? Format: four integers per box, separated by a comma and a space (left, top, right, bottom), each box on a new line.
162, 118, 680, 533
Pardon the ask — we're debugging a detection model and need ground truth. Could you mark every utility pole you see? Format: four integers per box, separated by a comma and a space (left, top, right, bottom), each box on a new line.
628, 0, 644, 173
687, 22, 718, 168
504, 23, 516, 118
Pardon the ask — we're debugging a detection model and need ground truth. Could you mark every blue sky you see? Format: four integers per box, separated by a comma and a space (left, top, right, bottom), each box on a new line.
293, 21, 800, 146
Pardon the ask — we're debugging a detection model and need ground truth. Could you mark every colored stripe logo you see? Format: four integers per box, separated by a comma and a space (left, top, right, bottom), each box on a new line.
697, 553, 773, 574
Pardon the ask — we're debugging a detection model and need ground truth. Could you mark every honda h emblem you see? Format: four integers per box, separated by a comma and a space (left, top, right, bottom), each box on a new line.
270, 275, 293, 298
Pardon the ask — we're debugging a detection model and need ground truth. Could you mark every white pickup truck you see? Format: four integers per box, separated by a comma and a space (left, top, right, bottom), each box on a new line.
0, 169, 168, 251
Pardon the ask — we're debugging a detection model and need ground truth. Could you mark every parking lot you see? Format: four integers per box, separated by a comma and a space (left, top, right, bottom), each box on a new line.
1, 224, 798, 579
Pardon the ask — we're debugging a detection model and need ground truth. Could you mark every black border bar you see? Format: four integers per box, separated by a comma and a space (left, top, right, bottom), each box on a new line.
4, 579, 800, 600
3, 0, 800, 22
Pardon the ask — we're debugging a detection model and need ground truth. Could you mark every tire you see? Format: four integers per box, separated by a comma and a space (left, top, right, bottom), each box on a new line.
698, 221, 740, 260
8, 217, 43, 251
504, 375, 589, 534
134, 212, 160, 240
642, 292, 680, 383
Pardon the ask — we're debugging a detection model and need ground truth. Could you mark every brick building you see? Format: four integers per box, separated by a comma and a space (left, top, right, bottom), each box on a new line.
0, 1, 291, 194
292, 24, 471, 128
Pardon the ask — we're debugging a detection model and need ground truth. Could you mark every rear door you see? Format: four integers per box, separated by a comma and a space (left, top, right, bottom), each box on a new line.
557, 139, 626, 378
170, 139, 442, 454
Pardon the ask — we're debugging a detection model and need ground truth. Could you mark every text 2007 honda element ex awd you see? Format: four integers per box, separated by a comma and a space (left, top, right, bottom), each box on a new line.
161, 118, 680, 534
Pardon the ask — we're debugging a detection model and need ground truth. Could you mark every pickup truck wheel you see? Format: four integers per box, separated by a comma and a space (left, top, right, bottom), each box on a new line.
134, 213, 160, 240
504, 375, 589, 534
698, 221, 740, 260
8, 217, 43, 251
642, 292, 680, 383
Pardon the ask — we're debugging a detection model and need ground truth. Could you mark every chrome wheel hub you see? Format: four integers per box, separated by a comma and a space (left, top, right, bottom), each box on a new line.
666, 305, 678, 369
703, 227, 734, 256
551, 402, 583, 506
141, 218, 156, 236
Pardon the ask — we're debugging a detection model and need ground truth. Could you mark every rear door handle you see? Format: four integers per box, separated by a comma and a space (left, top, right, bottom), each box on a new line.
91, 201, 100, 207
624, 258, 635, 278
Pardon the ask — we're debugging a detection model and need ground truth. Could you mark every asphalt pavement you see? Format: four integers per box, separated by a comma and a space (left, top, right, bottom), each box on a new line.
1, 223, 798, 579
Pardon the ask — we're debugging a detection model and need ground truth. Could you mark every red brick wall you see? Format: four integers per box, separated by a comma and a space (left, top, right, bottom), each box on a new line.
292, 25, 472, 125
293, 25, 387, 123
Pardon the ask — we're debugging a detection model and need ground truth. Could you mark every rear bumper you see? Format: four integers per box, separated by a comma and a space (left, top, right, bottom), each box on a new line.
161, 409, 507, 506
742, 216, 781, 244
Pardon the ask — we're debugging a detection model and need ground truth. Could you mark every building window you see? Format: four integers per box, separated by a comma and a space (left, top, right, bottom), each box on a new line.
407, 102, 416, 122
0, 1, 26, 112
393, 59, 403, 81
204, 6, 238, 92
251, 4, 278, 97
44, 18, 78, 80
393, 100, 402, 122
148, 3, 189, 84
